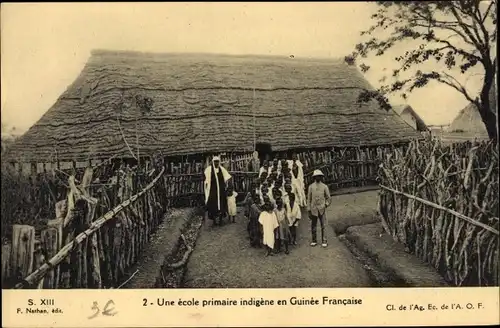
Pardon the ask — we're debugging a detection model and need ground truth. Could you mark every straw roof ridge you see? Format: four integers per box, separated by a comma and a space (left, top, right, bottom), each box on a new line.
89, 49, 349, 63
6, 50, 422, 162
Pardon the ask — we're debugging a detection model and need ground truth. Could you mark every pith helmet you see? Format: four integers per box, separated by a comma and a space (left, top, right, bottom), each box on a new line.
312, 169, 324, 177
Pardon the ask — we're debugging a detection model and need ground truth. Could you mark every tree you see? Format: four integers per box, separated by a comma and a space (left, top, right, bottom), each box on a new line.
1, 123, 18, 155
345, 1, 497, 140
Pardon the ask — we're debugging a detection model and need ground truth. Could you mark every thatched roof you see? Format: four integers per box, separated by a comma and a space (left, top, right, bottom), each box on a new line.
6, 50, 422, 162
449, 82, 497, 134
391, 104, 428, 132
449, 103, 489, 134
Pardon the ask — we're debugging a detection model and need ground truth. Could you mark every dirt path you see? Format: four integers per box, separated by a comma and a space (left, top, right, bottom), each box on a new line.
184, 192, 377, 288
123, 208, 194, 289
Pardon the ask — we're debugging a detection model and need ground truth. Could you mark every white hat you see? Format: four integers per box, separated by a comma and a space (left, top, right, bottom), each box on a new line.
212, 156, 221, 162
312, 169, 324, 177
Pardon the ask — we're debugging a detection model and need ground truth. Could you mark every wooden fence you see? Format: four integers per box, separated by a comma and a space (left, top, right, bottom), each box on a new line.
378, 139, 499, 286
1, 144, 410, 289
301, 146, 397, 190
2, 163, 170, 289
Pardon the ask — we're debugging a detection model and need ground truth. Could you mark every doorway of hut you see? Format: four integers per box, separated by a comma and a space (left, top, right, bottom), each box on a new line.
255, 142, 272, 166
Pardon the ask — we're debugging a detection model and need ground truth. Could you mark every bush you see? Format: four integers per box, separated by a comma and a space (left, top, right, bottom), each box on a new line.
0, 164, 65, 243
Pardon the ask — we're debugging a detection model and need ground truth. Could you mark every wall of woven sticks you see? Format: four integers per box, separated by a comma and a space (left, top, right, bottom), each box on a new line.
378, 139, 499, 287
2, 163, 170, 289
4, 145, 404, 215
294, 145, 403, 190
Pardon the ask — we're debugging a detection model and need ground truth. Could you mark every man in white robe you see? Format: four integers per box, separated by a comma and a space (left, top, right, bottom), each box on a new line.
204, 156, 232, 226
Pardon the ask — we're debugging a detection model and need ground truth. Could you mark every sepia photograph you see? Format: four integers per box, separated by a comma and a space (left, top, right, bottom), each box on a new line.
1, 0, 498, 298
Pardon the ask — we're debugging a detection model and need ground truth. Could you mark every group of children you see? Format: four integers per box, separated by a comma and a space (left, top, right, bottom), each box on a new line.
241, 157, 307, 256
222, 156, 331, 257
243, 188, 302, 256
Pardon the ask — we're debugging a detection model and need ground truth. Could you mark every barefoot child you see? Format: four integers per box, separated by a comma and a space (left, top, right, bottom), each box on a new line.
283, 183, 293, 206
243, 182, 259, 219
248, 194, 263, 247
259, 161, 269, 178
259, 199, 279, 256
271, 187, 282, 207
275, 198, 291, 254
227, 184, 238, 223
286, 193, 301, 245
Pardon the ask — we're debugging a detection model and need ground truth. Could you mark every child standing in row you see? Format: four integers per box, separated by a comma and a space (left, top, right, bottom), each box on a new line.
258, 198, 279, 257
275, 198, 291, 254
227, 184, 238, 223
243, 182, 259, 219
286, 193, 301, 245
248, 193, 263, 248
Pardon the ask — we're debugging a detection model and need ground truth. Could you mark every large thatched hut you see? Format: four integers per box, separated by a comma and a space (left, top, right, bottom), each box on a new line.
5, 50, 422, 174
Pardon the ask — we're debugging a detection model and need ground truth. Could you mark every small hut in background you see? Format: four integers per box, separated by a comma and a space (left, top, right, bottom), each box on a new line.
4, 50, 422, 176
449, 75, 497, 136
391, 104, 428, 132
449, 103, 490, 135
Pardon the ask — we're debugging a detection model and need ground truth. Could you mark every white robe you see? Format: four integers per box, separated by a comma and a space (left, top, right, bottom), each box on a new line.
286, 201, 302, 226
204, 165, 232, 208
282, 192, 290, 206
290, 160, 307, 207
292, 177, 306, 207
259, 211, 279, 248
227, 191, 238, 216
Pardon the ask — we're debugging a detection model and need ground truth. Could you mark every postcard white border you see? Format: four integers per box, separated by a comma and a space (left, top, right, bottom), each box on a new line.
2, 287, 499, 327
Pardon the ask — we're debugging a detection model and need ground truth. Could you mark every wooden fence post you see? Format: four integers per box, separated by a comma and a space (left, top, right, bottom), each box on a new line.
1, 244, 12, 287
33, 241, 45, 288
11, 225, 35, 284
41, 227, 61, 288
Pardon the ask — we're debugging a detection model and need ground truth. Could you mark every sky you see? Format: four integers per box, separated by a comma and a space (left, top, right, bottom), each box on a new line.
0, 2, 488, 134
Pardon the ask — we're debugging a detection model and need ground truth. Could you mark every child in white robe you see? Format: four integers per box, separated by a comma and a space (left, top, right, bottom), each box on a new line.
286, 193, 301, 245
227, 185, 238, 223
290, 169, 306, 207
259, 200, 279, 256
259, 161, 270, 178
284, 178, 296, 193
291, 161, 307, 207
283, 184, 293, 206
